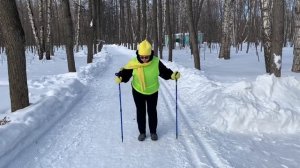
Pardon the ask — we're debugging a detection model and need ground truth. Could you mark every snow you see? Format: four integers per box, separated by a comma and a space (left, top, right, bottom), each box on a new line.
273, 53, 282, 69
0, 44, 300, 168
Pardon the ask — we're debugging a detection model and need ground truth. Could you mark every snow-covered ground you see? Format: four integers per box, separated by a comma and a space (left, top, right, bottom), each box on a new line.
1, 44, 300, 168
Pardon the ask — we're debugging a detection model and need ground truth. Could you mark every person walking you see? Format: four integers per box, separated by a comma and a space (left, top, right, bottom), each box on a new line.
115, 39, 180, 141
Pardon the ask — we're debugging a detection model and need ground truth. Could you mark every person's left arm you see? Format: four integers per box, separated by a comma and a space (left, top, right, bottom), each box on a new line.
158, 61, 173, 80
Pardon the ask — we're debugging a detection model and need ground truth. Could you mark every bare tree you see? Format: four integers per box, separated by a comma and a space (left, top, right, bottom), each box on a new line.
25, 0, 42, 57
87, 0, 94, 63
270, 0, 284, 77
126, 0, 134, 49
38, 0, 44, 59
75, 0, 81, 52
166, 0, 173, 61
261, 0, 272, 73
45, 0, 52, 60
0, 0, 30, 112
152, 0, 158, 56
61, 0, 76, 72
158, 0, 163, 58
292, 0, 300, 72
136, 0, 141, 43
141, 0, 147, 40
186, 0, 200, 70
219, 0, 235, 60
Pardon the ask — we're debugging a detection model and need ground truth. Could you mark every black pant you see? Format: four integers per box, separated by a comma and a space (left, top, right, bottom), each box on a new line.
132, 88, 158, 134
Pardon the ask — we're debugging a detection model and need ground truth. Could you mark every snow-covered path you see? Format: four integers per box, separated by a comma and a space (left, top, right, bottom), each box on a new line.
7, 46, 231, 168
6, 45, 300, 168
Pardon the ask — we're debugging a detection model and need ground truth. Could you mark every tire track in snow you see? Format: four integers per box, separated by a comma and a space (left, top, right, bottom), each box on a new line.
159, 79, 233, 168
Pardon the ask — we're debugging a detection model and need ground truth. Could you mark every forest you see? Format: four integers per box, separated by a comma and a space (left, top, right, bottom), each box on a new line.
0, 0, 299, 112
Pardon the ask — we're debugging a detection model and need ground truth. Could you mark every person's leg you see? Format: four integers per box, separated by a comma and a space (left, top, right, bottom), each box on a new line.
132, 88, 147, 134
146, 91, 158, 134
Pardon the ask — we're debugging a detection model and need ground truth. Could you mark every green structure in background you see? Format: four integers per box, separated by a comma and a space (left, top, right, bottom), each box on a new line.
164, 32, 203, 47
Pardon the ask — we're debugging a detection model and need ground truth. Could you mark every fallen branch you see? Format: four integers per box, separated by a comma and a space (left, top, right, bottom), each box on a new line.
0, 117, 11, 126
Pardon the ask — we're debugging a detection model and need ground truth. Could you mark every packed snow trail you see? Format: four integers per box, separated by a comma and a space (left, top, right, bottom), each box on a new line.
7, 46, 232, 168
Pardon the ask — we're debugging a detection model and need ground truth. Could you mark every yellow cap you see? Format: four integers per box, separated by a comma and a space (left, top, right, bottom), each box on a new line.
138, 40, 152, 55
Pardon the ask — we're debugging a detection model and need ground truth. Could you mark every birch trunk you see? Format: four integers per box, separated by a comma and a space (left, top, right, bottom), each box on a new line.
75, 0, 81, 52
261, 0, 272, 73
25, 0, 41, 57
38, 0, 44, 59
219, 0, 234, 60
45, 0, 51, 60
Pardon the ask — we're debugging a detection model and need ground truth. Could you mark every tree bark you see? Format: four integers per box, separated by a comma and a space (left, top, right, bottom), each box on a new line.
25, 0, 42, 57
136, 0, 141, 43
292, 0, 300, 72
166, 0, 172, 61
158, 0, 163, 59
38, 0, 44, 60
219, 0, 234, 60
152, 0, 158, 56
186, 0, 200, 70
270, 0, 284, 77
0, 0, 30, 112
45, 0, 52, 60
261, 0, 272, 73
141, 0, 147, 40
87, 0, 94, 63
61, 0, 76, 72
75, 0, 81, 52
126, 0, 134, 49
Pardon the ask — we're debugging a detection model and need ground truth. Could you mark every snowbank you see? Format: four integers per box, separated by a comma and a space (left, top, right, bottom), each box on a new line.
166, 62, 300, 134
0, 48, 111, 168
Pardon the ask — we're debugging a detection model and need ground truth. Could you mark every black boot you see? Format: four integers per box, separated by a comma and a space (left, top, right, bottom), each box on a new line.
150, 133, 158, 141
138, 133, 146, 141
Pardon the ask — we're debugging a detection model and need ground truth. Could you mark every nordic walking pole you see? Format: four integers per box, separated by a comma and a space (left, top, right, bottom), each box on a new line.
116, 73, 124, 142
175, 77, 178, 139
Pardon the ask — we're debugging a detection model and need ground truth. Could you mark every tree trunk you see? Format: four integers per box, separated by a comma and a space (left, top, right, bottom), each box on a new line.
166, 0, 172, 61
186, 0, 200, 70
271, 0, 285, 77
219, 0, 234, 60
119, 0, 125, 45
0, 0, 30, 112
292, 0, 300, 72
75, 0, 81, 52
25, 0, 42, 57
158, 0, 163, 59
61, 0, 76, 72
38, 0, 44, 60
136, 0, 141, 43
141, 0, 147, 40
45, 0, 52, 60
87, 0, 94, 63
261, 0, 272, 73
152, 0, 158, 56
93, 0, 98, 53
270, 0, 284, 77
126, 0, 134, 50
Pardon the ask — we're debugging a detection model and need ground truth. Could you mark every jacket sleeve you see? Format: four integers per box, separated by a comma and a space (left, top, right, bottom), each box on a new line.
159, 61, 173, 80
117, 68, 133, 83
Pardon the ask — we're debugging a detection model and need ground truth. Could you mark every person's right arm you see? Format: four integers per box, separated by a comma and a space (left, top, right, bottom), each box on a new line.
116, 68, 133, 83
